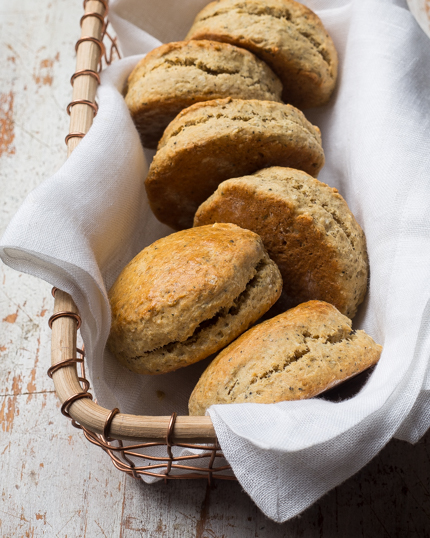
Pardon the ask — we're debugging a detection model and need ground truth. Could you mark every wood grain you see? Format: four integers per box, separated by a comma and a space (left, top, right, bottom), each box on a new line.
67, 0, 105, 155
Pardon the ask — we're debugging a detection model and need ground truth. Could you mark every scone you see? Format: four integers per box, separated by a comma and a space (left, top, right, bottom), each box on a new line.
107, 223, 282, 375
186, 0, 338, 108
125, 40, 283, 148
189, 301, 382, 415
145, 98, 324, 230
194, 167, 368, 318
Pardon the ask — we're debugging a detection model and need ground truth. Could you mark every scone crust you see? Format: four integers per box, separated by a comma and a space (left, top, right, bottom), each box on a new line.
107, 223, 282, 374
186, 0, 338, 108
189, 301, 382, 415
194, 166, 368, 318
145, 98, 324, 230
125, 40, 283, 148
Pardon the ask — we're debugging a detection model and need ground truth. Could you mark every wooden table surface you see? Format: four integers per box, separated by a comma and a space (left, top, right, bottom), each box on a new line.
1, 0, 430, 536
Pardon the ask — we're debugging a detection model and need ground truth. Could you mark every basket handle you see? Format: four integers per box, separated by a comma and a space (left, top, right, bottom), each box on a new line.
50, 0, 216, 443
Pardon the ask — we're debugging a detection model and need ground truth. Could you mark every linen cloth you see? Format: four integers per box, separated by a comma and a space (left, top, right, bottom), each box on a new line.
2, 0, 430, 522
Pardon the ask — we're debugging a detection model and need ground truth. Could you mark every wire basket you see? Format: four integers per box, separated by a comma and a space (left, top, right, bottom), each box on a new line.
48, 0, 235, 483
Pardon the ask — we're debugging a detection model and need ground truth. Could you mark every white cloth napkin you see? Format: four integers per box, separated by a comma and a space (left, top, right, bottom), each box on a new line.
2, 0, 430, 522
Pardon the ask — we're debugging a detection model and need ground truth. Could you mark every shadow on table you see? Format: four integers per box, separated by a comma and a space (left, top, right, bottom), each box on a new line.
122, 425, 430, 537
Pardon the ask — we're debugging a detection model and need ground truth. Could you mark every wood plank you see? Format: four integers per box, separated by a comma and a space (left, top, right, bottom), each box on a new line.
0, 390, 125, 537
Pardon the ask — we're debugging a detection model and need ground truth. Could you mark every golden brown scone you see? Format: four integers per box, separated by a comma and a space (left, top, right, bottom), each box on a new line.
194, 167, 368, 318
189, 301, 382, 415
186, 0, 338, 108
125, 40, 283, 148
107, 223, 282, 375
145, 98, 324, 230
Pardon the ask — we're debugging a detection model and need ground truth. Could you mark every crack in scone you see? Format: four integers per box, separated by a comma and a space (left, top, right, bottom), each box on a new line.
129, 258, 271, 361
297, 30, 332, 68
290, 178, 357, 251
147, 58, 277, 95
188, 302, 382, 414
198, 5, 292, 23
320, 203, 357, 251
163, 108, 319, 144
193, 4, 333, 69
150, 57, 242, 76
228, 327, 357, 394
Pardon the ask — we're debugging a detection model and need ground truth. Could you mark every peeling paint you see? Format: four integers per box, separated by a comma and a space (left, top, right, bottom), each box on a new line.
12, 375, 22, 395
0, 91, 15, 157
123, 516, 148, 533
33, 59, 53, 86
0, 396, 18, 432
0, 400, 6, 432
35, 512, 46, 524
26, 336, 40, 397
3, 312, 18, 324
32, 53, 59, 87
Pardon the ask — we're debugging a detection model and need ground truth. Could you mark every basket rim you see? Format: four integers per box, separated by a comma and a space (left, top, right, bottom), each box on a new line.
49, 0, 218, 445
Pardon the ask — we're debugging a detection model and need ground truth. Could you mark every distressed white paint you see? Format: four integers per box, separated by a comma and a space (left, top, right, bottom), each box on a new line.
407, 0, 430, 39
1, 0, 430, 536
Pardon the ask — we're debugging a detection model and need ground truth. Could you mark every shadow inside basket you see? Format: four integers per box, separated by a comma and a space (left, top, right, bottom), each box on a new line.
317, 366, 376, 403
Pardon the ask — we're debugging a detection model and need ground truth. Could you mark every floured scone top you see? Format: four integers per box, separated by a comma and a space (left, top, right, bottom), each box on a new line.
189, 301, 382, 415
145, 98, 324, 230
125, 40, 283, 148
186, 0, 338, 108
194, 167, 368, 318
107, 223, 282, 375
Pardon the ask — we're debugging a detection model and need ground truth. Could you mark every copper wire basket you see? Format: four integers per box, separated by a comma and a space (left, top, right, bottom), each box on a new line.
48, 0, 234, 483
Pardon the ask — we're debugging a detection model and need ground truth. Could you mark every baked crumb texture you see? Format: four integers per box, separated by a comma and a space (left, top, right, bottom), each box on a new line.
145, 98, 324, 230
186, 0, 338, 108
107, 223, 282, 375
194, 166, 368, 318
125, 40, 283, 148
189, 301, 382, 415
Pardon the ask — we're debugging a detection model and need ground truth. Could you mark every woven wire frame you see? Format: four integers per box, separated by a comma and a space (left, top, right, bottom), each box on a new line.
58, 1, 381, 485
47, 305, 235, 483
67, 0, 121, 142
57, 1, 236, 481
81, 426, 235, 485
